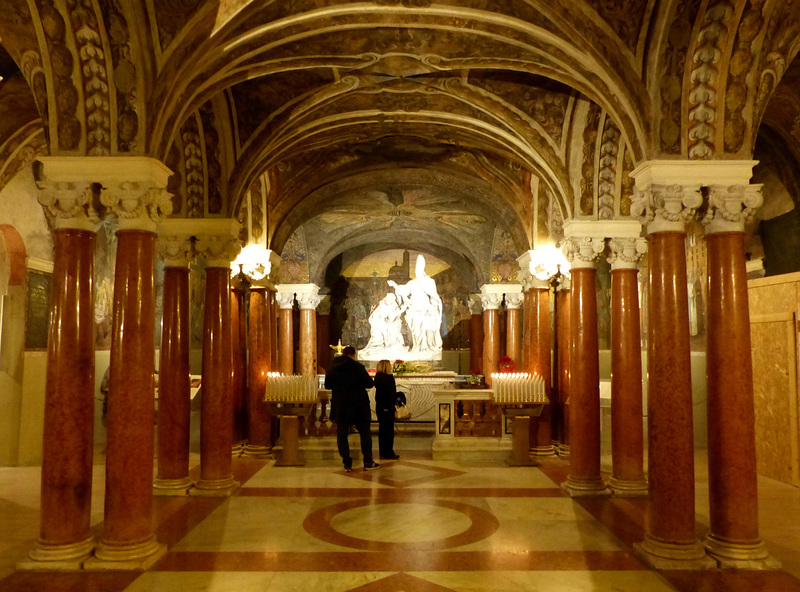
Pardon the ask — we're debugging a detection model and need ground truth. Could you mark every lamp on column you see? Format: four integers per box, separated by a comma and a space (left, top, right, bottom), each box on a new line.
231, 244, 277, 282
526, 244, 570, 287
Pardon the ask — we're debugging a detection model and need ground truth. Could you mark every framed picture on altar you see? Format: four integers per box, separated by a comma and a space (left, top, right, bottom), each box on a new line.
438, 403, 450, 434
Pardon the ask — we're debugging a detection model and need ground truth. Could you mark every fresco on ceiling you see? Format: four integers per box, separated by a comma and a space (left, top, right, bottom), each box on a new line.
317, 188, 486, 236
278, 227, 309, 283
490, 229, 519, 283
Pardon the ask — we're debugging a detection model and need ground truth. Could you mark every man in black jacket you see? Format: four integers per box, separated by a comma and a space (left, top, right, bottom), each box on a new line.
324, 346, 379, 472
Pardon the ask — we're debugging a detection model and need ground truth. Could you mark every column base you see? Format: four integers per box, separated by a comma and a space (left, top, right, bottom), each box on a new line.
153, 476, 194, 496
232, 443, 244, 456
634, 535, 716, 570
531, 444, 557, 458
561, 475, 609, 498
242, 444, 273, 458
18, 535, 95, 570
608, 476, 649, 497
86, 536, 166, 571
557, 444, 570, 460
190, 477, 240, 497
703, 533, 782, 570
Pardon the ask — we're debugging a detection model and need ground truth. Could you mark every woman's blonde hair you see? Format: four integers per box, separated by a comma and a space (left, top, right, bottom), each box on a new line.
376, 359, 392, 374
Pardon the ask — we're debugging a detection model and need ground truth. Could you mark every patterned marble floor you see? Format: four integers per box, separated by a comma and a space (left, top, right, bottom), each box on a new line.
2, 444, 800, 591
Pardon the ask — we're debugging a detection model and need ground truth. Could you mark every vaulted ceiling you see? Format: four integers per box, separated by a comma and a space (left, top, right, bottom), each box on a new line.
1, 1, 800, 285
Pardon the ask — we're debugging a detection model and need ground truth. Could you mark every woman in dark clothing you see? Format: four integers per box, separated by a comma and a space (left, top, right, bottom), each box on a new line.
374, 359, 400, 460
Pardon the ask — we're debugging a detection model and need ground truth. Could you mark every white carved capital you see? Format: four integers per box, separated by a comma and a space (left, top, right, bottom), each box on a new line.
479, 285, 505, 311
157, 235, 193, 268
608, 237, 648, 270
275, 290, 295, 310
36, 180, 98, 231
195, 235, 241, 268
100, 182, 172, 232
631, 184, 702, 234
504, 292, 525, 310
294, 284, 322, 310
560, 236, 605, 269
702, 184, 763, 234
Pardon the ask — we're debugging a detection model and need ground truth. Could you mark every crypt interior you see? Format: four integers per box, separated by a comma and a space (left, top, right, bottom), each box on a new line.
3, 1, 800, 591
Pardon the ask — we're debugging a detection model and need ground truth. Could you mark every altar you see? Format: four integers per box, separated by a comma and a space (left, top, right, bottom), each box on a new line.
367, 372, 456, 422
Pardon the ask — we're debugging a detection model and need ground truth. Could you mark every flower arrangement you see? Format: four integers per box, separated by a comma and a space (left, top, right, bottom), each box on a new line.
498, 355, 516, 373
466, 368, 482, 385
392, 360, 408, 374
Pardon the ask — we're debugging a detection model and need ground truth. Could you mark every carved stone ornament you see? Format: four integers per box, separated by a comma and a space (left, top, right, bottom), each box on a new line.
608, 237, 648, 270
37, 181, 99, 231
504, 292, 525, 310
295, 289, 322, 311
560, 236, 605, 269
100, 182, 173, 231
275, 291, 296, 310
701, 184, 763, 234
479, 291, 503, 311
194, 235, 241, 267
468, 294, 483, 316
157, 235, 193, 268
631, 184, 703, 234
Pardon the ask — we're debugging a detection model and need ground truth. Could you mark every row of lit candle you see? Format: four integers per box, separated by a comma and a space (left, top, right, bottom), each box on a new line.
264, 373, 319, 402
490, 372, 548, 403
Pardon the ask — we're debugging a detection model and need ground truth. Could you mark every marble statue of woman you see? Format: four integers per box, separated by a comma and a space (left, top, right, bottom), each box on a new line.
389, 255, 443, 355
360, 292, 406, 358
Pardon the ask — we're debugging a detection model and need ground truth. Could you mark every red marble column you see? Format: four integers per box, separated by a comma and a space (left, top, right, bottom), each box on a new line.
297, 287, 320, 376
194, 267, 238, 495
556, 286, 571, 457
522, 289, 534, 372
469, 296, 484, 375
608, 262, 647, 496
277, 291, 295, 375
269, 289, 279, 371
29, 228, 96, 564
530, 286, 554, 457
244, 288, 272, 457
95, 229, 164, 564
505, 293, 523, 368
230, 288, 244, 452
153, 265, 192, 495
317, 296, 331, 373
704, 230, 774, 567
481, 294, 501, 387
637, 231, 710, 567
563, 265, 606, 496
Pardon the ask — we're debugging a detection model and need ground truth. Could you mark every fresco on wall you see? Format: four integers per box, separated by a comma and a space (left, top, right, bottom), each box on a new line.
490, 229, 519, 282
278, 227, 309, 283
94, 217, 118, 349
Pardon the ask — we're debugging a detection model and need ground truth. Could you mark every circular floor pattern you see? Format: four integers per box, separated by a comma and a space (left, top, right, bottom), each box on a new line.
303, 498, 500, 551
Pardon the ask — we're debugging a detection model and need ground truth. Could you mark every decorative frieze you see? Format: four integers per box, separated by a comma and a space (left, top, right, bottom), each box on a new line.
560, 236, 605, 269
36, 180, 98, 231
195, 235, 241, 268
156, 235, 193, 268
504, 292, 525, 310
101, 182, 173, 231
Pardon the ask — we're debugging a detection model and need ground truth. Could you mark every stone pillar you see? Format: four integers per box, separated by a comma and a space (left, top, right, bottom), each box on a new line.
504, 289, 523, 367
26, 176, 97, 567
276, 289, 295, 375
90, 159, 172, 569
702, 184, 778, 568
317, 295, 332, 373
608, 237, 648, 497
469, 294, 483, 375
561, 233, 608, 498
230, 284, 246, 452
269, 289, 279, 371
529, 281, 555, 457
522, 288, 534, 372
555, 280, 571, 457
479, 286, 503, 386
295, 284, 322, 376
153, 232, 193, 496
193, 226, 242, 497
631, 179, 713, 569
243, 286, 272, 458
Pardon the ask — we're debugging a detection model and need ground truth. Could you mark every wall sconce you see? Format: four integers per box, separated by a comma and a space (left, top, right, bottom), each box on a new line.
526, 245, 570, 284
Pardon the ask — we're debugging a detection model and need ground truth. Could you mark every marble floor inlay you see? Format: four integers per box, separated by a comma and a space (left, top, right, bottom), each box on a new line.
2, 448, 800, 591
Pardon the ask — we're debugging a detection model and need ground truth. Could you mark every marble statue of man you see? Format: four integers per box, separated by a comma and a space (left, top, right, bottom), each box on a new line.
389, 255, 443, 354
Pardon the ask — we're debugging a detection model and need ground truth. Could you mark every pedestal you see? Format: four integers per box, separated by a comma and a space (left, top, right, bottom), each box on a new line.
268, 402, 317, 467
498, 404, 544, 467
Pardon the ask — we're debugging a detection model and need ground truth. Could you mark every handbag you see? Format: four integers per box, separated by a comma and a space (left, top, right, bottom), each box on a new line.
395, 402, 412, 420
